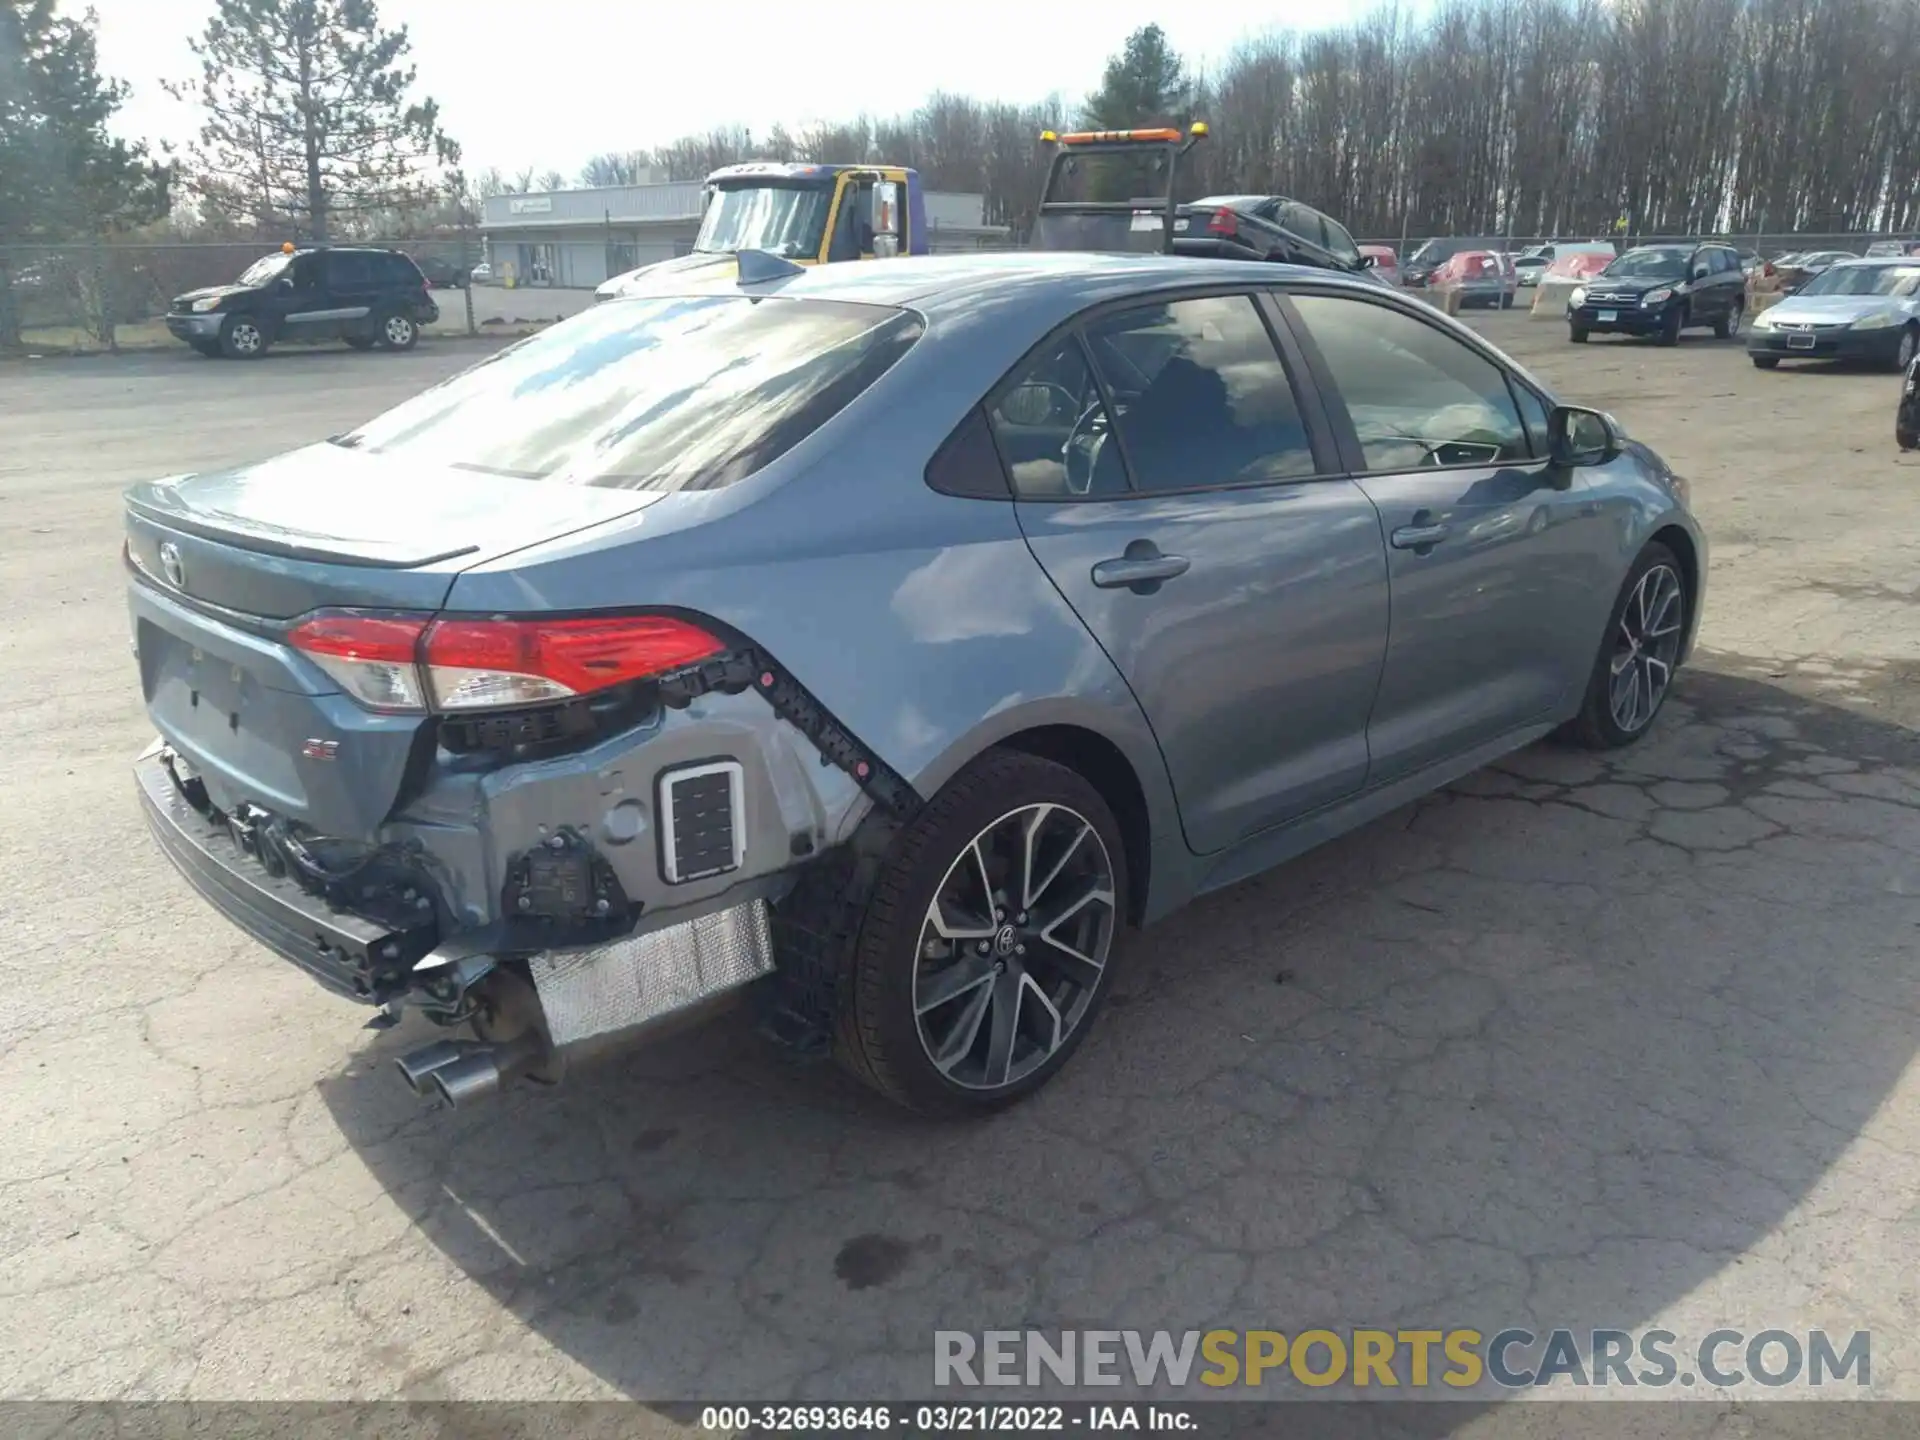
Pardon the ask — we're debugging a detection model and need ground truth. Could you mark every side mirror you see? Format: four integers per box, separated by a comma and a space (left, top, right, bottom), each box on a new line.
1358, 253, 1376, 269
1692, 262, 1711, 279
870, 181, 901, 259
1549, 404, 1621, 468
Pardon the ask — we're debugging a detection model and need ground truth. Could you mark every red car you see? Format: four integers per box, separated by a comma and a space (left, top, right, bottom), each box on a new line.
1432, 249, 1518, 309
1359, 244, 1401, 287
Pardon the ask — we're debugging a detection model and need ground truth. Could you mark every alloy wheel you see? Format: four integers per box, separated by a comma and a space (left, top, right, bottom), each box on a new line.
384, 315, 415, 346
911, 803, 1117, 1092
229, 321, 261, 354
1900, 329, 1917, 370
1609, 563, 1685, 733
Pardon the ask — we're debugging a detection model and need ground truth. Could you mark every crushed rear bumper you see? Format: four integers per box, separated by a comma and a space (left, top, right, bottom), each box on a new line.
135, 740, 431, 1002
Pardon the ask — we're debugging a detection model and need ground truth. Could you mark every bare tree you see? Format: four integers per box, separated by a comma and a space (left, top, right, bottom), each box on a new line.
606, 0, 1920, 247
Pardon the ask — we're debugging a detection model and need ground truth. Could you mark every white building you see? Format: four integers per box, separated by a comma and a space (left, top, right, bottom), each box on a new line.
480, 177, 1011, 289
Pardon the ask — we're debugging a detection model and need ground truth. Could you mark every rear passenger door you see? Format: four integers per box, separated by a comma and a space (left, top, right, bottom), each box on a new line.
1689, 247, 1732, 324
316, 251, 380, 336
1000, 290, 1390, 855
1279, 288, 1611, 783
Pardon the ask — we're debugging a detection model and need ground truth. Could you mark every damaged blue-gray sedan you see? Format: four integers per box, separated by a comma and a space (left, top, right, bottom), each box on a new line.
126, 251, 1705, 1114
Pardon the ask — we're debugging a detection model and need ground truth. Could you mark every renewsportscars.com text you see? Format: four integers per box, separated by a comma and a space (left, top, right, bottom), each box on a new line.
934, 1328, 1870, 1391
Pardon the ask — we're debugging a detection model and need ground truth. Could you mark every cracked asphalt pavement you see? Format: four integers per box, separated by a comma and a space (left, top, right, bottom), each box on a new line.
3, 318, 1918, 1427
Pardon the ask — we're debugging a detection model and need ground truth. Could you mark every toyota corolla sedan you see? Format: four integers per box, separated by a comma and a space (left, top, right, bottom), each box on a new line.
126, 252, 1705, 1116
1748, 257, 1920, 370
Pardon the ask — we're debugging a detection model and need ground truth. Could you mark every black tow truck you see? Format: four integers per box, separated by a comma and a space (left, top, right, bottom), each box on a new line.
1028, 124, 1211, 256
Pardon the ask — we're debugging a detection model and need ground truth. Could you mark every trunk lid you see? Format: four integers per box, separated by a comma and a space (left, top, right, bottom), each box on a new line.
127, 444, 667, 839
126, 442, 663, 616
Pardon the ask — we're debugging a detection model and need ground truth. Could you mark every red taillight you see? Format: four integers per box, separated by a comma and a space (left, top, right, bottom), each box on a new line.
289, 613, 430, 711
1207, 207, 1238, 237
421, 615, 725, 711
287, 611, 726, 714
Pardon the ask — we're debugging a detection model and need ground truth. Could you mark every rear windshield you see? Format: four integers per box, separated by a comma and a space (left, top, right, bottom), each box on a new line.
340, 295, 921, 491
1046, 148, 1181, 206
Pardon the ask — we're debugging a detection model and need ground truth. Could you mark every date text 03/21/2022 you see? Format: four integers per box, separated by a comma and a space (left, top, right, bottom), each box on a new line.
698, 1405, 1192, 1432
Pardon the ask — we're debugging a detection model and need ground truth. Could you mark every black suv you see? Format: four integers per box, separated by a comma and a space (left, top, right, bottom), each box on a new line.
165, 247, 440, 359
1172, 196, 1376, 279
1567, 242, 1746, 346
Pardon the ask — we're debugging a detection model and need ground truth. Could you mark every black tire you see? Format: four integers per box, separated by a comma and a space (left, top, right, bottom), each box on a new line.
1501, 292, 1515, 310
1565, 541, 1689, 750
377, 311, 419, 350
1714, 298, 1743, 339
816, 749, 1129, 1114
1890, 325, 1919, 374
1569, 325, 1589, 344
1656, 306, 1684, 347
1751, 355, 1779, 369
344, 334, 377, 351
218, 313, 268, 359
188, 339, 221, 358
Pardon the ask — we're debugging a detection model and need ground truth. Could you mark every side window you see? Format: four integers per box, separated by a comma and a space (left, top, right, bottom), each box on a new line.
1508, 379, 1552, 460
1288, 293, 1529, 471
986, 336, 1128, 498
1323, 218, 1360, 267
326, 252, 374, 287
380, 253, 420, 285
1280, 203, 1328, 250
1082, 294, 1317, 493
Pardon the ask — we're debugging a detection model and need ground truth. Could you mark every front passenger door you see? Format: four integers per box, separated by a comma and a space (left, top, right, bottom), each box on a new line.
1282, 290, 1611, 784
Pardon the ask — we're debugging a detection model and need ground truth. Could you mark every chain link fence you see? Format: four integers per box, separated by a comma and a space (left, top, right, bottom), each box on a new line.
0, 232, 527, 355
8, 227, 1917, 354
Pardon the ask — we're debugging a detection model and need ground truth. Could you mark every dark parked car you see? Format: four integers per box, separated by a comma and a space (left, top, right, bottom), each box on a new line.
1772, 250, 1858, 295
164, 246, 439, 359
1171, 195, 1374, 279
127, 253, 1704, 1115
1401, 236, 1505, 287
411, 254, 470, 289
1567, 242, 1746, 345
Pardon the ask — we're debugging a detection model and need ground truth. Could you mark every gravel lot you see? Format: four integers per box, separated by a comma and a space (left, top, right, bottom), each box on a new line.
3, 315, 1919, 1428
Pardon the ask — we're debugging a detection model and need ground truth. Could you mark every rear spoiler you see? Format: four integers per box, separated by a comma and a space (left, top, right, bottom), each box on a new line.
1036, 123, 1210, 256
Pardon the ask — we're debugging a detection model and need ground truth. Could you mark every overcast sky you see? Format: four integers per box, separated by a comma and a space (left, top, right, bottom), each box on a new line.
82, 0, 1370, 182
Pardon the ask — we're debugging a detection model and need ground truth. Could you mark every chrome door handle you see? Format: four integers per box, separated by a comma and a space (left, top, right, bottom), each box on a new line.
1390, 522, 1451, 551
1091, 553, 1190, 589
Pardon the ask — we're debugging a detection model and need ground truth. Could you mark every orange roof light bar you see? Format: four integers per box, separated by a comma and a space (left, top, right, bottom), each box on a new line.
1054, 127, 1185, 145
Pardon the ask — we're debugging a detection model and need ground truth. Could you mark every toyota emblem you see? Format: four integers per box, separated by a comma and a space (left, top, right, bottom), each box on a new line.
158, 541, 185, 589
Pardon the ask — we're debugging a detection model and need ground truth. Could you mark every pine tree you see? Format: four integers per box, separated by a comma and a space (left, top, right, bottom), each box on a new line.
0, 0, 169, 344
168, 0, 459, 243
1081, 24, 1193, 130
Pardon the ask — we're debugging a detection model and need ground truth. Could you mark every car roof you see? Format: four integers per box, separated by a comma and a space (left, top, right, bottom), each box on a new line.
631, 250, 1393, 319
1190, 195, 1273, 210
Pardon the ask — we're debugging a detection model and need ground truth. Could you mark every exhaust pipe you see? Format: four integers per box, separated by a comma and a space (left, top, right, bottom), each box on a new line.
423, 1031, 548, 1109
394, 1039, 474, 1096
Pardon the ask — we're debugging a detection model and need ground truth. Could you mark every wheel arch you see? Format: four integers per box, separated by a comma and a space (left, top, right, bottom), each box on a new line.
996, 724, 1153, 926
1647, 521, 1703, 662
893, 694, 1188, 929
